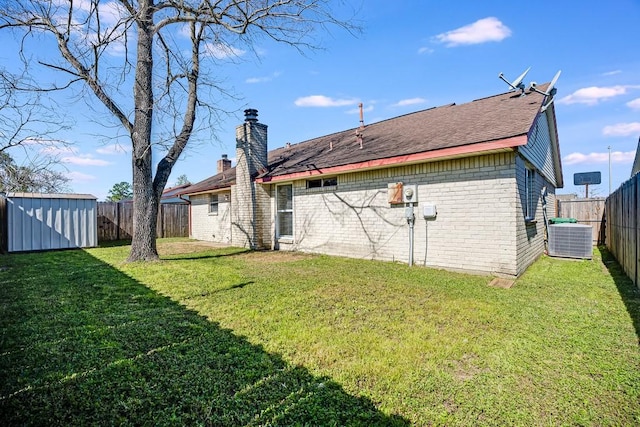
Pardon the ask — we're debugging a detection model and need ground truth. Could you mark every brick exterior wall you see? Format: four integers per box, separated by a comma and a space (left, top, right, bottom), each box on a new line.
189, 192, 232, 243
277, 152, 524, 276
232, 115, 268, 249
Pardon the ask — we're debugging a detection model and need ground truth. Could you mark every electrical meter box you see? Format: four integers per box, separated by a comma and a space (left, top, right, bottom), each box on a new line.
402, 184, 418, 203
423, 204, 437, 219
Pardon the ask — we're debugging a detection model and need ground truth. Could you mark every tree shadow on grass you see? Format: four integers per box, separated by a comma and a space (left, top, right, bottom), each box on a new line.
599, 246, 640, 344
0, 250, 408, 426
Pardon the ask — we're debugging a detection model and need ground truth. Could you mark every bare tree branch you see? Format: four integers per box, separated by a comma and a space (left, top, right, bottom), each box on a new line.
0, 0, 360, 261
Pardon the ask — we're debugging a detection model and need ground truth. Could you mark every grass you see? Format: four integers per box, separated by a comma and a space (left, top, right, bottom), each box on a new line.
1, 238, 639, 426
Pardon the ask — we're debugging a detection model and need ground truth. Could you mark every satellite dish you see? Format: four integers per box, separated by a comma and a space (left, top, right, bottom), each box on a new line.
498, 67, 531, 96
529, 70, 561, 112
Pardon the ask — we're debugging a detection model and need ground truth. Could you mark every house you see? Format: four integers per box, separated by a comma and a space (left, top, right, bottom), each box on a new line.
181, 86, 563, 277
161, 183, 191, 204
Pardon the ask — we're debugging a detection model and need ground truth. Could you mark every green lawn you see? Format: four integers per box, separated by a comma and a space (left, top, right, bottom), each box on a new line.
1, 239, 639, 426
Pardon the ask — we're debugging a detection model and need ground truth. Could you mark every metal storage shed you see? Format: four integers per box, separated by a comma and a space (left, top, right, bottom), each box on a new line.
2, 193, 98, 252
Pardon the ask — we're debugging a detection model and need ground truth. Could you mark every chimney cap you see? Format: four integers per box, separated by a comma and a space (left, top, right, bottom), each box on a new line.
221, 154, 228, 159
244, 108, 258, 122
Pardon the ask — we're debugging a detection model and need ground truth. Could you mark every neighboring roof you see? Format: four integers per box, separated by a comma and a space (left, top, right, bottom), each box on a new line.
182, 85, 551, 195
182, 167, 236, 195
5, 192, 97, 200
631, 137, 640, 177
162, 183, 191, 201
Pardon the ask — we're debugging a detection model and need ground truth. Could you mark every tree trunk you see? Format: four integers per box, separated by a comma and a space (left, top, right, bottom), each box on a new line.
127, 3, 159, 262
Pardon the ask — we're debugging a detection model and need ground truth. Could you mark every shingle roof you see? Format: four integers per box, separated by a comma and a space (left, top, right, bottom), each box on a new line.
182, 167, 236, 195
182, 86, 549, 195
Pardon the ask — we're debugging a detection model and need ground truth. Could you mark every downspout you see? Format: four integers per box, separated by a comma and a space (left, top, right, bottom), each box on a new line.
178, 194, 192, 237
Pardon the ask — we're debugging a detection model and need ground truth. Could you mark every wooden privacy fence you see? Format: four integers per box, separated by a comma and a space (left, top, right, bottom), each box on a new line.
556, 197, 606, 245
606, 174, 639, 287
97, 202, 189, 241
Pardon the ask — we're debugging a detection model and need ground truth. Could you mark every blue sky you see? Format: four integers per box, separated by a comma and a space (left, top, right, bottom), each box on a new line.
2, 0, 639, 200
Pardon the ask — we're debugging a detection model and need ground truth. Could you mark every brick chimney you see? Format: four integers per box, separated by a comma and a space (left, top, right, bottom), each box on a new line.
233, 108, 269, 249
236, 108, 268, 176
217, 154, 232, 174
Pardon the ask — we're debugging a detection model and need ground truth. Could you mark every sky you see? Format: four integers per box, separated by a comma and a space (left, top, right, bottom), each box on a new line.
2, 0, 639, 200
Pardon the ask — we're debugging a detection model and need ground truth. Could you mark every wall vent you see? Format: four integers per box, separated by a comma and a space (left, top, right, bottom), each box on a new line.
548, 224, 592, 259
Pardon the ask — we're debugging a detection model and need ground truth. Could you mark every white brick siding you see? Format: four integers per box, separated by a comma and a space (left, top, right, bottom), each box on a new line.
189, 191, 232, 243
190, 151, 556, 277
280, 152, 524, 276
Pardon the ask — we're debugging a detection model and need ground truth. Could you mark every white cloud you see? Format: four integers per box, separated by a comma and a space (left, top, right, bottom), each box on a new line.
602, 122, 640, 137
96, 144, 130, 155
433, 17, 511, 47
62, 155, 112, 166
204, 43, 246, 60
392, 97, 427, 107
563, 150, 636, 165
603, 70, 622, 76
626, 98, 640, 110
294, 95, 359, 108
67, 171, 97, 182
417, 46, 433, 54
246, 72, 281, 84
39, 145, 77, 156
558, 85, 639, 105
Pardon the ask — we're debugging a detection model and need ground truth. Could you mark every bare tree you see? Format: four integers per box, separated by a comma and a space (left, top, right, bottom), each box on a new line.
0, 151, 70, 193
0, 69, 70, 154
0, 1, 356, 261
0, 68, 72, 193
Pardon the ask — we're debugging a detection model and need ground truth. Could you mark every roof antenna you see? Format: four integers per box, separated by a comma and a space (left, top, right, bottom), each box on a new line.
498, 67, 531, 96
529, 70, 562, 112
356, 103, 364, 149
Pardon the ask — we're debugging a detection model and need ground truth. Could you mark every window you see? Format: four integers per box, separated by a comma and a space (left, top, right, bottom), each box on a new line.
209, 194, 218, 215
306, 177, 337, 189
525, 167, 535, 221
276, 184, 293, 238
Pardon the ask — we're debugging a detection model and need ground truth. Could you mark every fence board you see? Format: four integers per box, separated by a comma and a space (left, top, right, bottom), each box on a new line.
606, 175, 639, 287
557, 197, 606, 245
97, 202, 188, 241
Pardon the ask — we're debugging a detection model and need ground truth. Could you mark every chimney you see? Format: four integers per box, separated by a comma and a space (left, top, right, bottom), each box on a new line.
236, 108, 268, 176
233, 108, 268, 250
217, 154, 232, 174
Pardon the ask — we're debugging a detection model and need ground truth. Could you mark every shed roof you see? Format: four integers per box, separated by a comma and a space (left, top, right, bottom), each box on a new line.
182, 85, 551, 195
6, 192, 97, 200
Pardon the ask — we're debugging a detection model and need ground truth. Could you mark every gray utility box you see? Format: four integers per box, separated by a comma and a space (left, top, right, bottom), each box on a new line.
548, 223, 592, 259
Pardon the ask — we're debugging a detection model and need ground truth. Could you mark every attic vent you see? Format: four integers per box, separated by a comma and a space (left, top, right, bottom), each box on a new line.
548, 224, 592, 259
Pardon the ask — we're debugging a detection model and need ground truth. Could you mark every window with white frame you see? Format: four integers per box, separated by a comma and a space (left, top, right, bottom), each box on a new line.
525, 167, 535, 220
276, 184, 293, 238
209, 194, 218, 215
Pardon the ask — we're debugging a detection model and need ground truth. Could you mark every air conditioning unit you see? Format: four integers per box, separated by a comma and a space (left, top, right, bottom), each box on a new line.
548, 224, 592, 259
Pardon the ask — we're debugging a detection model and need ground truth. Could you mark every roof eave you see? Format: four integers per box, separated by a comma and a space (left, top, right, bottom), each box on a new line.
180, 185, 233, 197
